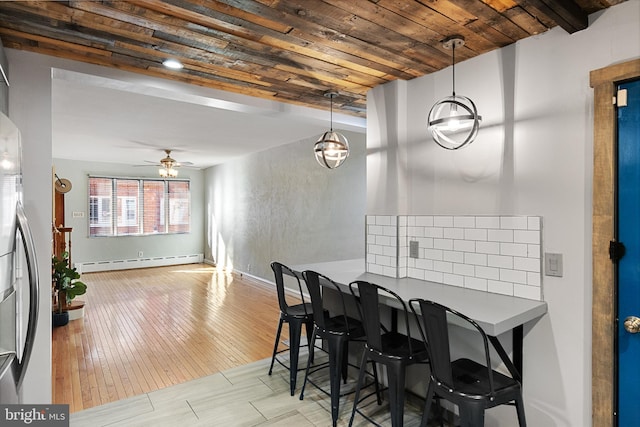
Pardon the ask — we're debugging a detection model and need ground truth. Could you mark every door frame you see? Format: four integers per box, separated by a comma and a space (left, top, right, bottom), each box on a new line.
591, 58, 640, 426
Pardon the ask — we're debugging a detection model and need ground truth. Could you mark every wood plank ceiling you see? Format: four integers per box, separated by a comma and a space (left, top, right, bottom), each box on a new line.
0, 0, 623, 118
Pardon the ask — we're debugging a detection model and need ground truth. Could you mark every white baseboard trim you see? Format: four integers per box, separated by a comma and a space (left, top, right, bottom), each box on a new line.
75, 253, 204, 273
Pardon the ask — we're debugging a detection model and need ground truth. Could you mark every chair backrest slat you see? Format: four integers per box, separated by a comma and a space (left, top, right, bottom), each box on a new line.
271, 261, 309, 315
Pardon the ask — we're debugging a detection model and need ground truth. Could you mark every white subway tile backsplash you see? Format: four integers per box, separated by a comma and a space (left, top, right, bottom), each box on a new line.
424, 248, 444, 261
476, 216, 500, 229
527, 271, 541, 286
454, 240, 476, 252
488, 254, 514, 269
500, 242, 528, 257
408, 267, 425, 280
383, 225, 397, 237
464, 228, 488, 241
514, 283, 542, 300
424, 227, 444, 238
383, 245, 397, 257
501, 216, 528, 230
513, 256, 541, 272
500, 268, 527, 284
433, 260, 453, 274
453, 263, 475, 277
465, 276, 488, 291
488, 229, 514, 242
366, 215, 543, 301
527, 216, 541, 230
475, 266, 500, 280
369, 225, 384, 235
476, 241, 500, 255
415, 216, 433, 227
488, 280, 514, 296
376, 215, 393, 226
443, 250, 464, 263
434, 216, 454, 227
464, 252, 488, 266
424, 270, 444, 283
418, 237, 434, 249
443, 273, 464, 287
444, 227, 465, 239
434, 239, 454, 250
409, 226, 424, 237
415, 258, 434, 270
514, 230, 540, 244
454, 216, 476, 228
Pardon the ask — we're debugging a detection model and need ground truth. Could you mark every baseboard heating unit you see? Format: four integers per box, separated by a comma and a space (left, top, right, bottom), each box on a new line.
75, 254, 204, 274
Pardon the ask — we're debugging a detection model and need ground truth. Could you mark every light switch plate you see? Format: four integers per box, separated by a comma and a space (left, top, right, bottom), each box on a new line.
545, 253, 563, 277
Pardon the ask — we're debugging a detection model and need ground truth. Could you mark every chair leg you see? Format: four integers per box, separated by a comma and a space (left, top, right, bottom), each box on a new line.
459, 403, 485, 427
288, 319, 303, 396
341, 339, 349, 384
515, 394, 527, 427
299, 327, 318, 401
348, 350, 370, 427
268, 318, 284, 375
371, 360, 382, 405
328, 335, 345, 427
387, 361, 407, 427
305, 320, 315, 364
419, 380, 436, 427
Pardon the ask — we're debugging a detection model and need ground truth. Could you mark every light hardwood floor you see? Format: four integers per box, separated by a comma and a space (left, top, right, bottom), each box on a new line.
52, 264, 288, 413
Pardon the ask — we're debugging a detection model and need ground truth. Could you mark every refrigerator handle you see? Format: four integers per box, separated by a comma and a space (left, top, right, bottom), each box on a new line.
14, 202, 39, 389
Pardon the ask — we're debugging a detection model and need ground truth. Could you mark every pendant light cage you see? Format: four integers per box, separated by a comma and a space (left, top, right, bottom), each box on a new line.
428, 36, 482, 150
314, 91, 350, 169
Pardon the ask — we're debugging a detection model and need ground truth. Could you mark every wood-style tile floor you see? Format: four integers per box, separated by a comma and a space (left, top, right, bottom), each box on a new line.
70, 353, 446, 427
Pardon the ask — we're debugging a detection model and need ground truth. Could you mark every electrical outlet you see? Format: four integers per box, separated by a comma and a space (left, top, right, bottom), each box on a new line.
409, 241, 419, 258
138, 251, 143, 258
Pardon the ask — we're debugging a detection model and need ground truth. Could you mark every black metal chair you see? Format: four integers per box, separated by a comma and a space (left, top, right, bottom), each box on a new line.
410, 298, 526, 427
299, 270, 380, 427
348, 280, 429, 427
268, 261, 314, 396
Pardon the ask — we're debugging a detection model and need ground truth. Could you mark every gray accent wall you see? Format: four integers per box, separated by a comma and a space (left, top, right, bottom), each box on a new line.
204, 130, 366, 282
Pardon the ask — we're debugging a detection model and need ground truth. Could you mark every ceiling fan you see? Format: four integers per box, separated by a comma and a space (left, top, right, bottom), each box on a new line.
148, 149, 193, 177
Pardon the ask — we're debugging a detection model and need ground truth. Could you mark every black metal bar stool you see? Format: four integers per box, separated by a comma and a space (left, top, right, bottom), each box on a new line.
410, 298, 526, 427
348, 280, 430, 427
268, 261, 314, 396
299, 270, 380, 427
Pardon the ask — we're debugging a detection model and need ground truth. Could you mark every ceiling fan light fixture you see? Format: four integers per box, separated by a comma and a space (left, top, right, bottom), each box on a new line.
428, 36, 481, 150
162, 58, 184, 70
314, 91, 349, 169
158, 149, 179, 177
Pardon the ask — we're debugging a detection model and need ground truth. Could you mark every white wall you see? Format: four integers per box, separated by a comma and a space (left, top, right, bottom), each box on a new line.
366, 2, 640, 425
53, 158, 205, 265
205, 131, 366, 282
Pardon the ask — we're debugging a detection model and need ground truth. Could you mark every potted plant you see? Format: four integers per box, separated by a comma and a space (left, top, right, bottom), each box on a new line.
52, 251, 87, 327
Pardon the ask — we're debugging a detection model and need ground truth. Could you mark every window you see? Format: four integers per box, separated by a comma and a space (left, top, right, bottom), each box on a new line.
88, 176, 190, 237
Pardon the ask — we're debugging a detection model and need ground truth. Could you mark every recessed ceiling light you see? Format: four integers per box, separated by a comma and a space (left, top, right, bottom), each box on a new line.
162, 59, 184, 69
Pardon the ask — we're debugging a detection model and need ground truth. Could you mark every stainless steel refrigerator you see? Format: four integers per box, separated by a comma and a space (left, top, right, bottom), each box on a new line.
0, 111, 39, 403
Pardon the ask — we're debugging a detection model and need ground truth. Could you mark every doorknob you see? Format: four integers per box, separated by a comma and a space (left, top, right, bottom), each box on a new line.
624, 316, 640, 334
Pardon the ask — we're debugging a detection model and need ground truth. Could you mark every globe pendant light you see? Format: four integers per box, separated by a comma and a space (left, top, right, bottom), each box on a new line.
428, 36, 481, 150
314, 91, 349, 169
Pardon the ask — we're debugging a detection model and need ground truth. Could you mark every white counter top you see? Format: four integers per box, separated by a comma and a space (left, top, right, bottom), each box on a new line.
292, 259, 548, 337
